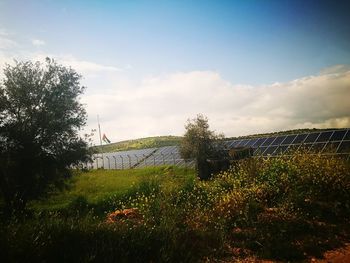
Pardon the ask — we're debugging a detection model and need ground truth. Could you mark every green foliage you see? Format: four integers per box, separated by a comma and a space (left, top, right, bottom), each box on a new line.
180, 114, 225, 180
225, 153, 350, 219
0, 58, 90, 213
209, 153, 350, 259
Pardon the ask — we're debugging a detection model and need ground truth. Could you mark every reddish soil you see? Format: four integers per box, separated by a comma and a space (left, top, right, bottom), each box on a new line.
311, 243, 350, 263
212, 243, 350, 262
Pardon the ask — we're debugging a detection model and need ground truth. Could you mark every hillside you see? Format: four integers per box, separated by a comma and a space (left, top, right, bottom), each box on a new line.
93, 135, 182, 153
94, 128, 338, 153
226, 128, 337, 140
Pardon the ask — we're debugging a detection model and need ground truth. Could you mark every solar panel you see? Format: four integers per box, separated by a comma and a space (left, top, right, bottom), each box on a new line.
271, 136, 286, 146
338, 141, 350, 153
293, 134, 307, 144
275, 145, 289, 155
245, 138, 258, 146
304, 133, 319, 143
253, 138, 267, 147
230, 140, 241, 147
330, 130, 346, 141
343, 130, 350, 141
263, 145, 278, 155
241, 139, 251, 147
227, 129, 350, 159
316, 131, 333, 142
89, 128, 350, 170
282, 135, 297, 145
236, 140, 249, 147
262, 137, 276, 147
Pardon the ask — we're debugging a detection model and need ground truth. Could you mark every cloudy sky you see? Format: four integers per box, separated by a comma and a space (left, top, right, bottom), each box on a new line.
1, 0, 350, 143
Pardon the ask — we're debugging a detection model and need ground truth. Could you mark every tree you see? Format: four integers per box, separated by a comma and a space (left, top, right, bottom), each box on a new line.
0, 58, 90, 213
180, 114, 224, 180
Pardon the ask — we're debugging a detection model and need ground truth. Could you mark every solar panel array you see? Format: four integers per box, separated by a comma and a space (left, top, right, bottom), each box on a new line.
91, 148, 158, 169
90, 146, 195, 169
136, 146, 195, 168
88, 128, 350, 170
226, 128, 350, 159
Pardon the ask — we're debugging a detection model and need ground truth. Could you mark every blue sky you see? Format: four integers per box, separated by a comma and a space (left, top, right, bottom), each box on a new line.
0, 0, 350, 141
2, 0, 350, 84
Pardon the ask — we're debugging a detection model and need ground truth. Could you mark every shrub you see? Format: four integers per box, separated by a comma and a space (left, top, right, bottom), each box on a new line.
208, 152, 350, 260
214, 152, 350, 220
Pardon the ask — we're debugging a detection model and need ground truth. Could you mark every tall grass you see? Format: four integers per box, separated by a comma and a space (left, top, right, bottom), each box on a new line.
30, 166, 194, 212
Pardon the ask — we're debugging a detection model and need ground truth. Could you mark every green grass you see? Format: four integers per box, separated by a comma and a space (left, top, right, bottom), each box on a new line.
30, 166, 195, 211
93, 135, 182, 153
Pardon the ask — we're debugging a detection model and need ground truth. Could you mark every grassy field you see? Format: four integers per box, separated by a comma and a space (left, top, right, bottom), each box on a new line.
2, 155, 350, 262
30, 166, 196, 212
93, 135, 182, 153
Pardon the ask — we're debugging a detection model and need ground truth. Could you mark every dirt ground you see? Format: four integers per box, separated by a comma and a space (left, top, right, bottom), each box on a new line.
311, 243, 350, 263
215, 243, 350, 263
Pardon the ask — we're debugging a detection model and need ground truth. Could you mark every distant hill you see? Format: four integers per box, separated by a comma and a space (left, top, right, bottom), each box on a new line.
93, 128, 340, 153
226, 128, 339, 140
93, 136, 182, 153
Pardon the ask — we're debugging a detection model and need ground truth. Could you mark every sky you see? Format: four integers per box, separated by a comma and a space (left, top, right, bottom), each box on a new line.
0, 0, 350, 144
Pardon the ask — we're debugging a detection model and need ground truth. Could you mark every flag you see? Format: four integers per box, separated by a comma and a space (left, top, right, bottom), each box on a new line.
102, 133, 111, 144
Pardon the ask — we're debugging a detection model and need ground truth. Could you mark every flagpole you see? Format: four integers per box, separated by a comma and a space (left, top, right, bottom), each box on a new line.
97, 115, 104, 169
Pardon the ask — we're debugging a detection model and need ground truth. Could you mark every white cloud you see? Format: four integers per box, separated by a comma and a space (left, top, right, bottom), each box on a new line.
0, 28, 10, 36
0, 42, 349, 143
61, 56, 121, 74
319, 64, 350, 75
31, 39, 46, 46
30, 53, 122, 75
0, 43, 121, 73
0, 28, 18, 50
82, 66, 350, 143
0, 37, 18, 49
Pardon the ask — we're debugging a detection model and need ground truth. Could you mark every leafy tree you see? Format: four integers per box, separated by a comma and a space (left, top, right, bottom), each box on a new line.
0, 58, 90, 213
180, 114, 224, 180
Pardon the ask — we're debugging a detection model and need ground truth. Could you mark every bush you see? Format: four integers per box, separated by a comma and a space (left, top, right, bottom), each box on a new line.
208, 152, 350, 260
214, 152, 350, 220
